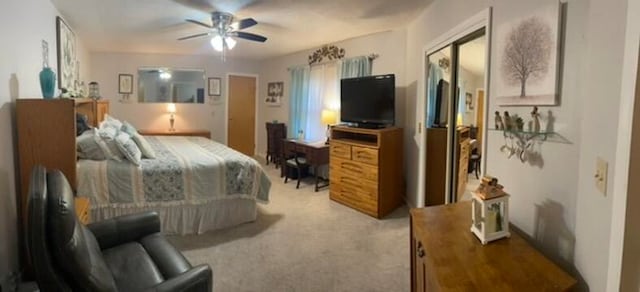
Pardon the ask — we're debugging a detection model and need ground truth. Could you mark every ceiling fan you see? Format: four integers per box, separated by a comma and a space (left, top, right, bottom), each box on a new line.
178, 11, 267, 52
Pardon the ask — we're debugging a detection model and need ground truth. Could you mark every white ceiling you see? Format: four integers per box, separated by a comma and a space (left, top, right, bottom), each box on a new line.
51, 0, 430, 60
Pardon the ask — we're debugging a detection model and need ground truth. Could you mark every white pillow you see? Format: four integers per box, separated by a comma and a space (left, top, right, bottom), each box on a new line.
115, 132, 142, 165
99, 114, 123, 130
76, 130, 107, 160
120, 121, 156, 159
97, 126, 124, 161
132, 132, 156, 159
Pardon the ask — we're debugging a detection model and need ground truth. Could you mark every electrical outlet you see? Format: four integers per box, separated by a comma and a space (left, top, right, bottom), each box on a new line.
595, 157, 608, 195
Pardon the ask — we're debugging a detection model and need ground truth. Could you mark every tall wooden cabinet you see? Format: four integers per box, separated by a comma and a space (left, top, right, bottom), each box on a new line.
16, 98, 109, 225
424, 126, 470, 205
329, 126, 404, 218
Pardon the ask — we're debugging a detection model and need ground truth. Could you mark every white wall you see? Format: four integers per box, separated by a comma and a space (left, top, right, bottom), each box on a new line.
257, 29, 408, 161
0, 0, 92, 283
405, 0, 630, 290
89, 52, 261, 143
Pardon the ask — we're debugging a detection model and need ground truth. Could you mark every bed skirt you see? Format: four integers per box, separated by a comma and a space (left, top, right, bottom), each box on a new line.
89, 198, 258, 235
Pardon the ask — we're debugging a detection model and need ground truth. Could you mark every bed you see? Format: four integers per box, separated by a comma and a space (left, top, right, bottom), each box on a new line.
76, 135, 271, 235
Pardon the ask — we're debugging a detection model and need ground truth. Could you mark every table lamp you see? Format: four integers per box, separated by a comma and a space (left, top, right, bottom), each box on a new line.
321, 109, 338, 144
167, 103, 176, 131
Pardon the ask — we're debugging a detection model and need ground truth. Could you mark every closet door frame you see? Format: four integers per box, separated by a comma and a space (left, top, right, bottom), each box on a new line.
417, 8, 493, 207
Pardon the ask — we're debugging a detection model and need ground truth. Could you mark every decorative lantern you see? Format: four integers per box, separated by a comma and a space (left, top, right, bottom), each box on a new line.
471, 176, 511, 245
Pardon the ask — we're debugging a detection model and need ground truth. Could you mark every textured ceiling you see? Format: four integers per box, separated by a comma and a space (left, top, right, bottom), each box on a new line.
51, 0, 430, 60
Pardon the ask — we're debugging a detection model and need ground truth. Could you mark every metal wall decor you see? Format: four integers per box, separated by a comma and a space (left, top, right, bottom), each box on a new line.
308, 45, 345, 65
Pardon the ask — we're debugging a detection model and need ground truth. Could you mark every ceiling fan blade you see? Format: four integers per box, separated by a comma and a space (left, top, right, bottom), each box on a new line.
230, 18, 257, 30
177, 32, 211, 41
186, 19, 213, 29
230, 31, 267, 42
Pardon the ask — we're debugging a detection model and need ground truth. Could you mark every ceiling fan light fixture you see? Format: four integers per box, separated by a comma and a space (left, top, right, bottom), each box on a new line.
225, 37, 236, 50
211, 35, 224, 52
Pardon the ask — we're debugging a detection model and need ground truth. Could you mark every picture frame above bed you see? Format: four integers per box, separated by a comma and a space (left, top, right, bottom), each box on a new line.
118, 74, 134, 94
208, 77, 221, 96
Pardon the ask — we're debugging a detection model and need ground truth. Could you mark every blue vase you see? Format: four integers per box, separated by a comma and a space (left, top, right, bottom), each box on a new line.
39, 67, 56, 99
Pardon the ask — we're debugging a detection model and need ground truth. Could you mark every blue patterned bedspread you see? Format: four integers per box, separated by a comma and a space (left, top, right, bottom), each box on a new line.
77, 136, 271, 208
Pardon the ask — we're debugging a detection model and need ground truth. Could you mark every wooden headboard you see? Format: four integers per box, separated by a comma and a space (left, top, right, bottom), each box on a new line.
75, 98, 110, 127
15, 98, 110, 233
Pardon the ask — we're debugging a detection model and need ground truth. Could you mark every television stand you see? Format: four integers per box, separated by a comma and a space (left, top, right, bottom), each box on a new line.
329, 126, 404, 218
353, 123, 389, 129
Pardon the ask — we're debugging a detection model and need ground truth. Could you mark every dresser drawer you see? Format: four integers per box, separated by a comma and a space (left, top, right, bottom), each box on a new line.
330, 157, 378, 181
351, 146, 379, 166
330, 142, 352, 159
330, 172, 378, 200
330, 182, 377, 215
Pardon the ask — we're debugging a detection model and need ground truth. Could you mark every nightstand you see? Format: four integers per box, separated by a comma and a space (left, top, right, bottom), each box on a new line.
138, 129, 211, 139
74, 197, 90, 225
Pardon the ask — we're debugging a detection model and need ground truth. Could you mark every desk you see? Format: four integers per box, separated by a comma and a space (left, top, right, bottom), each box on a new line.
410, 202, 576, 291
282, 139, 330, 191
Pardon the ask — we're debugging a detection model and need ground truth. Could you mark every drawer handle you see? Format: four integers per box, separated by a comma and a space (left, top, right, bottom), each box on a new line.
417, 241, 425, 258
342, 162, 362, 173
340, 176, 360, 185
356, 151, 373, 159
341, 184, 358, 193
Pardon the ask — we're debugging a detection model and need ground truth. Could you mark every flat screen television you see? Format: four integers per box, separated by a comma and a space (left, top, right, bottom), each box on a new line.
433, 79, 449, 127
340, 74, 395, 128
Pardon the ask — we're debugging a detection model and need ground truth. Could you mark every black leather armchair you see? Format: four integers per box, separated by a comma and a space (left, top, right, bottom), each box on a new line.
26, 165, 213, 292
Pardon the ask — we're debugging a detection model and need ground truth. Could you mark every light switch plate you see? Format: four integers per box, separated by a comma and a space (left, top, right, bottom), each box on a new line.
595, 157, 608, 195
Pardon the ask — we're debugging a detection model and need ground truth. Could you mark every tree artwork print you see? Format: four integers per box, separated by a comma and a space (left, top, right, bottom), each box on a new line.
496, 2, 560, 106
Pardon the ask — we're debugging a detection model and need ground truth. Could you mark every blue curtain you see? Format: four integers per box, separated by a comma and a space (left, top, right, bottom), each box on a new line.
288, 66, 310, 138
426, 62, 443, 127
340, 56, 372, 78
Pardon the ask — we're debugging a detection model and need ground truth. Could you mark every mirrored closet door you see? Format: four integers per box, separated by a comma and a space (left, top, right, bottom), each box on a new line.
424, 28, 487, 206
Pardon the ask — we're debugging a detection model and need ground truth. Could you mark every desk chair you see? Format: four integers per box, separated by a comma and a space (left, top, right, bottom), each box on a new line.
282, 140, 309, 189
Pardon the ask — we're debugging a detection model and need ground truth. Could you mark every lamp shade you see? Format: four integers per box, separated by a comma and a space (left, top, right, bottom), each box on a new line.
167, 103, 176, 114
321, 109, 338, 125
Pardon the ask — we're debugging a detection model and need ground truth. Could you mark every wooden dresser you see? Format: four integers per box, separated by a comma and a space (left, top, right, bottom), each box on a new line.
410, 202, 576, 291
75, 98, 109, 127
456, 127, 471, 200
329, 126, 404, 218
425, 126, 470, 205
138, 129, 211, 139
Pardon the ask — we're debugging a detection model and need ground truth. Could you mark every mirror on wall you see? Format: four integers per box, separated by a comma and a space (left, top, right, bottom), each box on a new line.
138, 67, 206, 103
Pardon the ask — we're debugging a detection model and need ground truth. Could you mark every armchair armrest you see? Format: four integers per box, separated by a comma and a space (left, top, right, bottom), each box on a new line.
147, 265, 212, 292
87, 211, 161, 250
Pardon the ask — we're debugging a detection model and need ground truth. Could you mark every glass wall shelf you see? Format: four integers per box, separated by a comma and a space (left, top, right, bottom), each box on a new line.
489, 129, 557, 162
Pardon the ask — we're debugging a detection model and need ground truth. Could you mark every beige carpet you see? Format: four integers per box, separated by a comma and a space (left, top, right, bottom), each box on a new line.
168, 162, 411, 292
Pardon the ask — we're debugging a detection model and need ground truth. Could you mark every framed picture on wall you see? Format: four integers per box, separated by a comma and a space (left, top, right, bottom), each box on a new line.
208, 77, 221, 96
56, 16, 77, 90
266, 82, 283, 106
495, 2, 561, 106
118, 74, 133, 94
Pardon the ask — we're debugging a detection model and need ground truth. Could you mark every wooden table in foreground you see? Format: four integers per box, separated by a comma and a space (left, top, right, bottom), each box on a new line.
410, 202, 576, 291
138, 129, 211, 139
